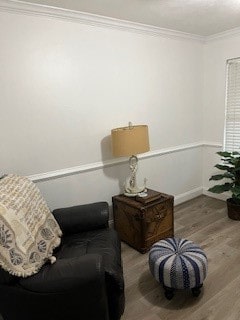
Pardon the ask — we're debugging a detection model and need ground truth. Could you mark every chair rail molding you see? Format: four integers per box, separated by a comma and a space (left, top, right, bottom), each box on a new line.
27, 141, 221, 182
202, 141, 222, 148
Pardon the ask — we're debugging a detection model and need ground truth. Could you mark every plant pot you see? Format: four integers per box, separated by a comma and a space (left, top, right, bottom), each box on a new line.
226, 198, 240, 220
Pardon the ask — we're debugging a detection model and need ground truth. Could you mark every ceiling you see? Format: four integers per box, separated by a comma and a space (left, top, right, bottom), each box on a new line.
19, 0, 240, 36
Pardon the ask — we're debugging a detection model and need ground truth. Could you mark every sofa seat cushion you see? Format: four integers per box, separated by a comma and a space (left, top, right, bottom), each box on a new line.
16, 228, 124, 320
19, 229, 123, 292
18, 254, 104, 293
58, 229, 122, 269
57, 228, 125, 320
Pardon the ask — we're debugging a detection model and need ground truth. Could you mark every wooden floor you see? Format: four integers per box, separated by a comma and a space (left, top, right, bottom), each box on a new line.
121, 195, 240, 320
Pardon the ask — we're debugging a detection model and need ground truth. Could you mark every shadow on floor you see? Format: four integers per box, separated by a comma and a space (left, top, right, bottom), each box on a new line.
138, 270, 204, 310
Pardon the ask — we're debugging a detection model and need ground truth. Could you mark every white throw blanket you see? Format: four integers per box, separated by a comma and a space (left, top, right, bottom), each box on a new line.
0, 174, 62, 277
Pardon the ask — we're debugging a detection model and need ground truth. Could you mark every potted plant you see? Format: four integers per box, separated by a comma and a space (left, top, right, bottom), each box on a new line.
208, 151, 240, 220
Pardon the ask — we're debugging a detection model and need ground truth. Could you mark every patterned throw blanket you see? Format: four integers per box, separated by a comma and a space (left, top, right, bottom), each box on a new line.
0, 174, 62, 277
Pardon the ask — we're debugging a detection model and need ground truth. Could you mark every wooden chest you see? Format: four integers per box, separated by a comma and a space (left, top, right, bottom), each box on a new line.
112, 189, 174, 253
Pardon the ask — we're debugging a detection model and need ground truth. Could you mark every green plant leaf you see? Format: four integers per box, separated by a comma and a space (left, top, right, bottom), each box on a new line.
217, 151, 232, 158
215, 164, 233, 171
229, 159, 240, 165
235, 163, 240, 169
232, 186, 240, 196
209, 173, 234, 181
209, 151, 240, 194
208, 183, 233, 194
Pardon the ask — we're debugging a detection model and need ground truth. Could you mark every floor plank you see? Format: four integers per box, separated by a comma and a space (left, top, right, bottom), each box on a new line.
121, 195, 240, 320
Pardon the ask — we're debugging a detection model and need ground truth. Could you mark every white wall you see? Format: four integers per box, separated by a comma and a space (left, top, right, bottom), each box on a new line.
0, 4, 204, 210
202, 34, 240, 196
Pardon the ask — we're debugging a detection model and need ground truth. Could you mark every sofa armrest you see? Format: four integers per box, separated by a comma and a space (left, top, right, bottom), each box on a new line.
19, 254, 105, 293
52, 202, 109, 234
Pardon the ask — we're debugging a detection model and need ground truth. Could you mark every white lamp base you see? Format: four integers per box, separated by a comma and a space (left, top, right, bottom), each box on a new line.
124, 184, 147, 197
124, 192, 138, 197
124, 191, 148, 197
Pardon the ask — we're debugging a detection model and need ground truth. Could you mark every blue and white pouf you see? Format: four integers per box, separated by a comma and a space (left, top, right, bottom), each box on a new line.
149, 238, 207, 298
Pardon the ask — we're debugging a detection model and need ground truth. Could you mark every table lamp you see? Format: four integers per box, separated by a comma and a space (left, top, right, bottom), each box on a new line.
111, 122, 150, 196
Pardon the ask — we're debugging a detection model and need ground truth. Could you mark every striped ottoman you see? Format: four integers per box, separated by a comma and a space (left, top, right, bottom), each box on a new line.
149, 237, 207, 299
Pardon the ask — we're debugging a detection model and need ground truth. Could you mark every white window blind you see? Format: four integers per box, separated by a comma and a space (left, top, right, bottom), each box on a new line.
224, 58, 240, 151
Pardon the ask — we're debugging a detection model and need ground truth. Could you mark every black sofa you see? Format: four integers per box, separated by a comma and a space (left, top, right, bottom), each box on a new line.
0, 202, 125, 320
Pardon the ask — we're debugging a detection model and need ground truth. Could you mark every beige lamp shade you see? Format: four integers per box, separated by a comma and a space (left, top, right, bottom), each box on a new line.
111, 124, 150, 157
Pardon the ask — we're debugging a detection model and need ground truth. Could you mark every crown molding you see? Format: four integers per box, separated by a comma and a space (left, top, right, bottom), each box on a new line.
0, 0, 204, 42
205, 27, 240, 42
1, 1, 240, 43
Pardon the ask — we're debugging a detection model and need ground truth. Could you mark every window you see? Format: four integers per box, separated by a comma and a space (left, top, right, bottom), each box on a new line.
224, 58, 240, 151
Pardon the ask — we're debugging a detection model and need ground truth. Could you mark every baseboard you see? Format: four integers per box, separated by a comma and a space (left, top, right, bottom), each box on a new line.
202, 187, 228, 202
174, 187, 203, 205
108, 186, 227, 225
108, 219, 114, 228
109, 187, 226, 225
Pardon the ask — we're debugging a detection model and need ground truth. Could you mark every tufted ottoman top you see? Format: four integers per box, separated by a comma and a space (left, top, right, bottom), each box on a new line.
149, 237, 208, 289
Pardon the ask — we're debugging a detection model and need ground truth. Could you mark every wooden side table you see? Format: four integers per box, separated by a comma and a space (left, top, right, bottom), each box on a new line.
112, 189, 174, 253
